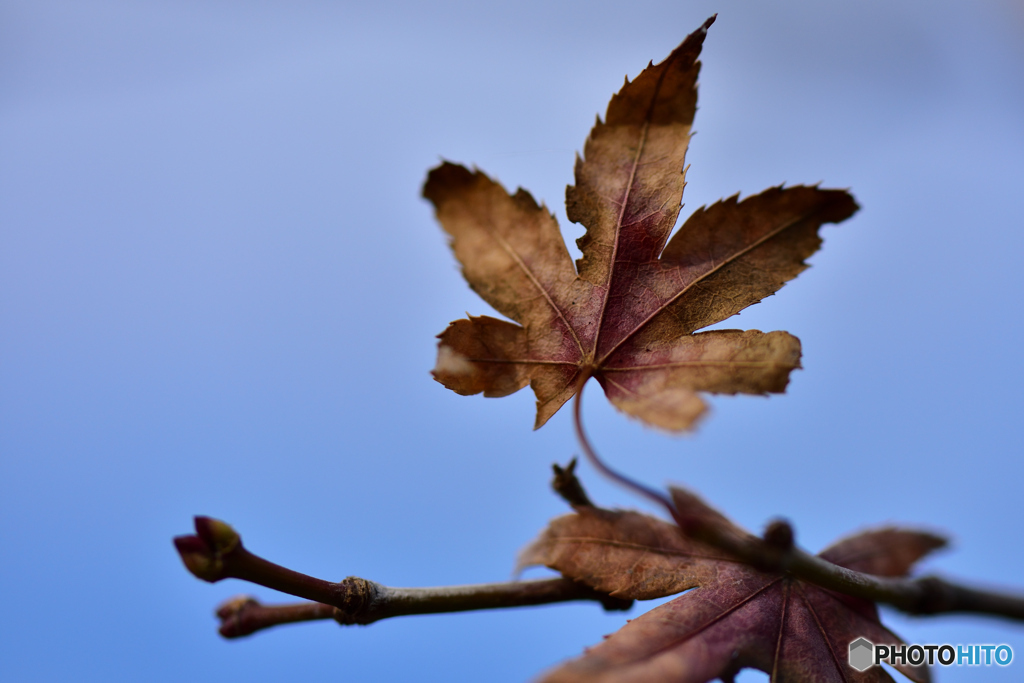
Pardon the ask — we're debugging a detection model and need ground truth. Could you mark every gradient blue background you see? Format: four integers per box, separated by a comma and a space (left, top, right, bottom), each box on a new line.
2, 1, 1023, 681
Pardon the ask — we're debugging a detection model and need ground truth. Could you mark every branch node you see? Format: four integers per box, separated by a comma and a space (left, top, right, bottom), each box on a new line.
332, 576, 383, 625
914, 575, 956, 615
763, 518, 795, 552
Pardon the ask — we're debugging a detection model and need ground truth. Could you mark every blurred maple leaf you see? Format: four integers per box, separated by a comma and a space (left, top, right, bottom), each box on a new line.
520, 486, 944, 683
423, 16, 857, 431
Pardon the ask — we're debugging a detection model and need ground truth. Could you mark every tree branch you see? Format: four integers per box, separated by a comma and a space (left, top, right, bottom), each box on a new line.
568, 387, 1024, 623
683, 509, 1024, 621
174, 516, 633, 637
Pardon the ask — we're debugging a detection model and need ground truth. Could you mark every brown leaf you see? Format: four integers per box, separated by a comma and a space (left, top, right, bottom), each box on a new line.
521, 491, 945, 683
424, 16, 858, 431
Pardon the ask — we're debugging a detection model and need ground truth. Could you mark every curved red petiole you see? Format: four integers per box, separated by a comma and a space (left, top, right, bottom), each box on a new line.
571, 375, 677, 515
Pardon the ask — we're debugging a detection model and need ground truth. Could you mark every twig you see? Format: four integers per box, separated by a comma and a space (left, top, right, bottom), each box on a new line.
174, 517, 633, 637
569, 384, 1024, 623
704, 520, 1024, 621
217, 597, 334, 637
551, 458, 594, 508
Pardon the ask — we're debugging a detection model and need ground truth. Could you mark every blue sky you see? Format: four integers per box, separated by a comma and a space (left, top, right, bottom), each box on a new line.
2, 1, 1023, 681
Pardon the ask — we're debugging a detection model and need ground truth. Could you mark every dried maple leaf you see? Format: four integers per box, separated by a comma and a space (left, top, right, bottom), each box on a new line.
423, 16, 858, 431
520, 489, 945, 683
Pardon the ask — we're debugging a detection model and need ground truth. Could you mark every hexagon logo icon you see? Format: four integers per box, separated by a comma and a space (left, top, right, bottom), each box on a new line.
849, 637, 875, 672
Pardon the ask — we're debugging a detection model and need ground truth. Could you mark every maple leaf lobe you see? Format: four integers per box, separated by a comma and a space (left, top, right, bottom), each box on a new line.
523, 489, 940, 683
424, 17, 858, 431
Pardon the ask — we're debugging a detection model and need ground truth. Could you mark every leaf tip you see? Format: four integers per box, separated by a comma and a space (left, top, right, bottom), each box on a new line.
422, 160, 476, 205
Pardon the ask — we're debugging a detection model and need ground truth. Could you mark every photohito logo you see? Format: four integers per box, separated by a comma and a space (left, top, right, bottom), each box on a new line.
848, 638, 1013, 671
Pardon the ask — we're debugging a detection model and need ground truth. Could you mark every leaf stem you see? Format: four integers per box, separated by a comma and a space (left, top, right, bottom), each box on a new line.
572, 376, 676, 512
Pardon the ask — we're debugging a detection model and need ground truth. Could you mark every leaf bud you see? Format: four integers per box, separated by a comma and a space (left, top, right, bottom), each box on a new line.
193, 516, 240, 554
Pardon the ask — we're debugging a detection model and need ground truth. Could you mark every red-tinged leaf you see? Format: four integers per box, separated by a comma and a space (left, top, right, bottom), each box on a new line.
424, 16, 858, 431
520, 489, 945, 683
